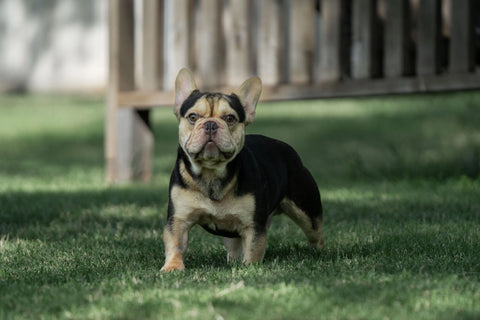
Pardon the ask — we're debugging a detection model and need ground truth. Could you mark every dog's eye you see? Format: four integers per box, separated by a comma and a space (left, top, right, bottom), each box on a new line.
187, 113, 199, 124
224, 114, 237, 126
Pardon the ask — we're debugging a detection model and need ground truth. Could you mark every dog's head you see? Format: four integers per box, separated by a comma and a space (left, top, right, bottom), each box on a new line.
173, 68, 262, 171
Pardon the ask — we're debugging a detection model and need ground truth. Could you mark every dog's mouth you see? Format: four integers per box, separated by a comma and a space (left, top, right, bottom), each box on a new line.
189, 140, 235, 161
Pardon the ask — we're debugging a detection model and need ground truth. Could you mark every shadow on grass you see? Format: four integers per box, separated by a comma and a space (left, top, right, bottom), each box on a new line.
1, 92, 479, 291
250, 98, 480, 181
0, 187, 167, 237
2, 91, 480, 183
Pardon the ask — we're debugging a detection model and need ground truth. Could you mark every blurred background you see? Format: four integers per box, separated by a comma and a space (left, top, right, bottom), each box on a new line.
0, 0, 107, 93
1, 0, 480, 182
1, 0, 479, 95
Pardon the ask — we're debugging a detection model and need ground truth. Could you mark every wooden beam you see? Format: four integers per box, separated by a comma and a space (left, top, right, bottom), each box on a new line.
116, 73, 480, 108
318, 0, 346, 82
258, 0, 284, 85
135, 0, 164, 182
417, 0, 441, 76
449, 0, 474, 73
106, 0, 136, 183
142, 0, 164, 90
194, 0, 224, 88
289, 0, 315, 83
225, 0, 253, 86
165, 0, 193, 90
351, 0, 379, 79
384, 0, 412, 77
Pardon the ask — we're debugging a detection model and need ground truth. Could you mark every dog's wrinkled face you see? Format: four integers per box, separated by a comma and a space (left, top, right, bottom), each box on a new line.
174, 68, 262, 171
178, 93, 245, 168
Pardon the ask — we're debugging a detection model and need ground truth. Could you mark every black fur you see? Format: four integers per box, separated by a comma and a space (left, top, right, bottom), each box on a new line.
167, 134, 323, 237
179, 91, 246, 123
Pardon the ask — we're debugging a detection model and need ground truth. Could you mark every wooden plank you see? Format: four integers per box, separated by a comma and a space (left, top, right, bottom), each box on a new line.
142, 0, 164, 90
225, 0, 253, 85
289, 0, 315, 83
117, 73, 480, 108
449, 0, 474, 73
258, 0, 284, 85
384, 0, 411, 77
417, 0, 441, 76
318, 0, 345, 82
165, 0, 193, 90
115, 108, 154, 181
106, 0, 136, 183
194, 0, 223, 88
351, 0, 378, 79
259, 74, 480, 100
136, 0, 163, 182
118, 90, 174, 108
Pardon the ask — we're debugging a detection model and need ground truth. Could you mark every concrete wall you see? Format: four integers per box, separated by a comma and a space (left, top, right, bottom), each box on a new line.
0, 0, 107, 93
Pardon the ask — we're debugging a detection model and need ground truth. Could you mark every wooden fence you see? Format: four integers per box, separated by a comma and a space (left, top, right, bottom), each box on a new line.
106, 0, 480, 182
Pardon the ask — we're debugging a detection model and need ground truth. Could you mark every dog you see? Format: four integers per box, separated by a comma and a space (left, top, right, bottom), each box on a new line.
161, 68, 324, 271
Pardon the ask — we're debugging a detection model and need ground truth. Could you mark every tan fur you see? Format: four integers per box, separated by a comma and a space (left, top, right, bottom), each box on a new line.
179, 95, 246, 172
161, 184, 258, 270
161, 218, 192, 271
170, 186, 255, 229
281, 198, 324, 248
223, 230, 266, 264
241, 231, 267, 264
163, 69, 321, 272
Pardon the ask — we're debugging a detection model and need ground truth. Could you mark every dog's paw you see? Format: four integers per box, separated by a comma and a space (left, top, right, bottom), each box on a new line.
160, 264, 184, 272
161, 256, 185, 272
160, 263, 185, 272
309, 238, 325, 249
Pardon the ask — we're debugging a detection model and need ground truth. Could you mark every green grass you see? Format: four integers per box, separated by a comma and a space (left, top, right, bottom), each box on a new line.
0, 92, 479, 319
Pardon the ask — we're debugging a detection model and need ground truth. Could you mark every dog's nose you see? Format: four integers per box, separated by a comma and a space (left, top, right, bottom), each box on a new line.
204, 121, 218, 135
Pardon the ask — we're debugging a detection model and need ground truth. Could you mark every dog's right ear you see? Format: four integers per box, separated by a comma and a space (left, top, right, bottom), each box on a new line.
174, 68, 198, 119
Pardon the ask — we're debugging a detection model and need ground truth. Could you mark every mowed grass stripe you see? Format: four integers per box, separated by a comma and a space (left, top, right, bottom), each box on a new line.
0, 92, 479, 319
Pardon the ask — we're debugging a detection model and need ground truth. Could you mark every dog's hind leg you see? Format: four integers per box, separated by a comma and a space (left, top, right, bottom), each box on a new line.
281, 199, 324, 248
283, 167, 324, 248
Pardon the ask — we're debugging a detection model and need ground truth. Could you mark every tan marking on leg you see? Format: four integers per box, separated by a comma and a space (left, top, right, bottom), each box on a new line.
223, 237, 243, 262
241, 229, 267, 264
161, 218, 191, 272
281, 199, 324, 249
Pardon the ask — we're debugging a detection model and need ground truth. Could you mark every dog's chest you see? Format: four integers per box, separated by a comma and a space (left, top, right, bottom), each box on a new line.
171, 185, 255, 235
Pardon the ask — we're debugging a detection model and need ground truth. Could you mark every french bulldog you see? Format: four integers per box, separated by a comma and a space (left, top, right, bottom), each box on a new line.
161, 68, 323, 271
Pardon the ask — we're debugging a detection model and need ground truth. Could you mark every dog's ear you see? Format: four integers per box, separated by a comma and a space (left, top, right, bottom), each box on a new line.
233, 77, 262, 125
174, 68, 198, 119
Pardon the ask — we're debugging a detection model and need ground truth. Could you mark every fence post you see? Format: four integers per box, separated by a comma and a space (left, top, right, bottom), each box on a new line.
289, 0, 315, 83
106, 0, 154, 183
258, 0, 284, 85
106, 0, 134, 182
318, 0, 346, 82
165, 0, 193, 89
143, 0, 164, 90
449, 0, 474, 73
351, 0, 379, 79
134, 0, 165, 182
417, 0, 441, 76
384, 0, 412, 77
225, 0, 253, 85
195, 0, 224, 88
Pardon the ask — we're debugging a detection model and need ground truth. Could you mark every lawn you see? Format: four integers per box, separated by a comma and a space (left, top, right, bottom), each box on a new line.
0, 92, 479, 319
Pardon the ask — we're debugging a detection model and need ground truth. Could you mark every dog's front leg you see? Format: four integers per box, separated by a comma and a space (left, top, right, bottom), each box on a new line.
241, 228, 267, 265
161, 218, 191, 271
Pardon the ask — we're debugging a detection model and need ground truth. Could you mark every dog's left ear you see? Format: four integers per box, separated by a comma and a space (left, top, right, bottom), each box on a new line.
174, 68, 198, 119
233, 77, 262, 125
